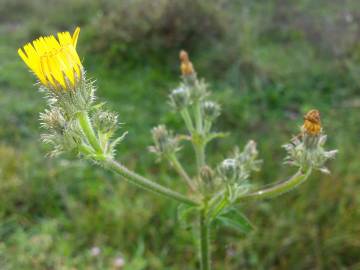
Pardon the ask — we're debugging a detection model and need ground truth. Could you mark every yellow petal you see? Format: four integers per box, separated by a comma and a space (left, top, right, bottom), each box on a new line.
72, 27, 80, 48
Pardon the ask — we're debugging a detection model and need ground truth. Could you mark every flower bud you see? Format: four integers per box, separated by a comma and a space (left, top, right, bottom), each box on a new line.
40, 107, 66, 134
283, 109, 337, 173
179, 50, 195, 76
63, 122, 83, 152
200, 165, 215, 187
93, 111, 118, 134
243, 140, 258, 157
169, 87, 190, 110
149, 125, 179, 159
302, 109, 322, 149
219, 159, 238, 182
152, 125, 169, 152
202, 101, 221, 121
303, 109, 321, 135
234, 141, 262, 174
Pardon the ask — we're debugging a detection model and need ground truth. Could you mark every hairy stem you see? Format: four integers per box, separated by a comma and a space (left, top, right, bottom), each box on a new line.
236, 168, 312, 202
168, 154, 196, 192
105, 158, 199, 206
78, 111, 102, 153
200, 208, 211, 270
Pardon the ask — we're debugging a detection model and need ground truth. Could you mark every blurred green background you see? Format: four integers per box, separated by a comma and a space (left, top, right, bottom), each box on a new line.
0, 0, 359, 269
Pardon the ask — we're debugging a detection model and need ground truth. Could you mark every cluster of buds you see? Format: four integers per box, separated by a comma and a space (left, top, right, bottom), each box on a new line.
18, 27, 125, 160
177, 50, 208, 101
283, 110, 337, 173
217, 141, 262, 201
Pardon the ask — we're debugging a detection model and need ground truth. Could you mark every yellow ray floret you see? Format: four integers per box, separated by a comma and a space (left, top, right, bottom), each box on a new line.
18, 27, 82, 90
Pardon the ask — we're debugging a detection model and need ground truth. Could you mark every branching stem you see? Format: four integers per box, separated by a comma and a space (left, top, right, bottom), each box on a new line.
236, 168, 312, 202
168, 154, 196, 192
105, 158, 199, 206
77, 110, 198, 206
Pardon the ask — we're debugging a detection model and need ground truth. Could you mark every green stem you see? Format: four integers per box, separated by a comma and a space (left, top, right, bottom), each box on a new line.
200, 208, 211, 270
105, 158, 199, 206
168, 154, 196, 192
78, 143, 94, 156
194, 143, 206, 174
193, 100, 207, 173
77, 111, 102, 153
236, 168, 312, 202
180, 108, 195, 133
194, 101, 203, 132
204, 119, 212, 134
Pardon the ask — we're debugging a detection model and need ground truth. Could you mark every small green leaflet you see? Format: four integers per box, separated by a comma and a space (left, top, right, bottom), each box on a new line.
216, 208, 254, 234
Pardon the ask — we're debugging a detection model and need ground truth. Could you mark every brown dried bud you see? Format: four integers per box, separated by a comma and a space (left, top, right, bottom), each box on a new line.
302, 109, 321, 136
179, 50, 195, 76
200, 165, 215, 194
200, 165, 214, 185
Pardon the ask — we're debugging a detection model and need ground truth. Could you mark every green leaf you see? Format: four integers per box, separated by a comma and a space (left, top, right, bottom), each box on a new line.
205, 132, 229, 143
217, 208, 254, 234
91, 102, 106, 111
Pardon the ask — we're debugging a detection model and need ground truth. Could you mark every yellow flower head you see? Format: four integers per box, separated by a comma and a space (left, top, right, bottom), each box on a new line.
18, 27, 82, 91
303, 109, 321, 136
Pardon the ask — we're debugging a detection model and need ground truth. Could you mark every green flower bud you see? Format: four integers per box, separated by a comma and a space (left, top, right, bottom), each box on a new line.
40, 107, 66, 134
189, 80, 208, 101
149, 125, 179, 159
219, 159, 238, 182
169, 87, 190, 110
93, 111, 118, 134
202, 101, 221, 121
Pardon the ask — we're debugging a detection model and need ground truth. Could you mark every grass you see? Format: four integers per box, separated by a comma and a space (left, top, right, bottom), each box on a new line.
0, 1, 360, 269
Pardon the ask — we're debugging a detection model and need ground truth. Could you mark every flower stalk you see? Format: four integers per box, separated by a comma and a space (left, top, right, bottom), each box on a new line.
236, 168, 312, 202
200, 207, 211, 270
104, 158, 199, 206
77, 110, 103, 154
168, 154, 196, 192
